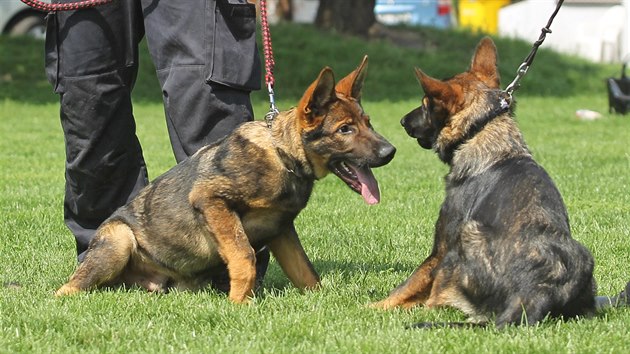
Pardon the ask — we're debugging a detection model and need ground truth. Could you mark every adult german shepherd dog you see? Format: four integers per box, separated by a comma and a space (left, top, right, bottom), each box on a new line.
371, 37, 615, 327
56, 56, 396, 303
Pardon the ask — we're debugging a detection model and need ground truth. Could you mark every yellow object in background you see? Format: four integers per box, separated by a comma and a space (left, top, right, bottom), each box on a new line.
458, 0, 510, 34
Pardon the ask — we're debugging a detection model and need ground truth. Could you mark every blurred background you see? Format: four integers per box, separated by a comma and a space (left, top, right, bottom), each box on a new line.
2, 0, 629, 63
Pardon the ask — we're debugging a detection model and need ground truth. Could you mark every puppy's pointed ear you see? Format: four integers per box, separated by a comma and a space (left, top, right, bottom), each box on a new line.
415, 67, 452, 100
335, 55, 368, 101
470, 37, 500, 88
298, 67, 336, 120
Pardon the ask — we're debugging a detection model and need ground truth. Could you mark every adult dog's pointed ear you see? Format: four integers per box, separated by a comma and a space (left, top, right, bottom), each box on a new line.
415, 67, 453, 101
335, 55, 368, 101
470, 37, 500, 89
298, 67, 337, 122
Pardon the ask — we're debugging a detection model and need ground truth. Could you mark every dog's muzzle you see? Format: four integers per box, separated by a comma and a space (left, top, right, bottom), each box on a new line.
401, 106, 434, 149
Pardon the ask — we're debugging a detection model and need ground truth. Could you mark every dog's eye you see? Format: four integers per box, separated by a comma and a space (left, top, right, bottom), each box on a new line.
337, 125, 353, 134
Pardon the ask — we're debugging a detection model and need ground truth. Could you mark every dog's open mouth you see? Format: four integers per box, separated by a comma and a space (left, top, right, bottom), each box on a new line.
330, 161, 380, 205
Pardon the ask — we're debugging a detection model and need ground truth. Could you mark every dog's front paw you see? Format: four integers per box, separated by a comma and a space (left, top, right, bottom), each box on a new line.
228, 293, 253, 305
227, 284, 255, 304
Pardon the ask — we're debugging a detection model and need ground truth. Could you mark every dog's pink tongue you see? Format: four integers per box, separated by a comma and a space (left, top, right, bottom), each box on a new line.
356, 166, 380, 205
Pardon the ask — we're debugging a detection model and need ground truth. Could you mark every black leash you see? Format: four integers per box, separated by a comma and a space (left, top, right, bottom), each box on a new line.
504, 0, 565, 99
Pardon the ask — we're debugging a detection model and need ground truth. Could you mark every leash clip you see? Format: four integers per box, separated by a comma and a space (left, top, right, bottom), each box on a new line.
504, 62, 529, 100
265, 82, 279, 128
500, 96, 511, 111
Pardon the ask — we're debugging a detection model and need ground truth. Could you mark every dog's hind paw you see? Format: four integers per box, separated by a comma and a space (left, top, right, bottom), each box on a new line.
368, 295, 425, 310
54, 284, 81, 297
368, 299, 398, 310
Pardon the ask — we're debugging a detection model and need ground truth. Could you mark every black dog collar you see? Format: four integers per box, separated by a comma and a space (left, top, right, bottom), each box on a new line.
441, 90, 513, 163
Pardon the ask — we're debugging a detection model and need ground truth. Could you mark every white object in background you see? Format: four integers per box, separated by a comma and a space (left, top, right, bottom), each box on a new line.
575, 109, 603, 121
499, 1, 626, 63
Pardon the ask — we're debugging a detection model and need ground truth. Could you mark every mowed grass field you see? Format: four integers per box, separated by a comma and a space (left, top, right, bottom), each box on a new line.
1, 25, 629, 353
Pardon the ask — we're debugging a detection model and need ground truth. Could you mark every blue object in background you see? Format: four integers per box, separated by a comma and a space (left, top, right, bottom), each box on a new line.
375, 0, 454, 29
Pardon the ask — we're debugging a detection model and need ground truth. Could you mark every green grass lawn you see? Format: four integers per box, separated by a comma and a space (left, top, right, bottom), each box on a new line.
1, 25, 629, 353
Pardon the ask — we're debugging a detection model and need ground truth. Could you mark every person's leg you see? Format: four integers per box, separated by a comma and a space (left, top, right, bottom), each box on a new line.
140, 0, 261, 162
140, 0, 268, 286
162, 82, 256, 162
45, 0, 148, 261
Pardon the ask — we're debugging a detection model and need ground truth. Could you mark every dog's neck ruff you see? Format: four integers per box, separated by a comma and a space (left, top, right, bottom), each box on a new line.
440, 92, 511, 164
275, 146, 309, 178
269, 109, 315, 179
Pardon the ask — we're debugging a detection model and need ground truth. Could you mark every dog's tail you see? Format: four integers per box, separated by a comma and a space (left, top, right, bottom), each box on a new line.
406, 322, 487, 330
595, 281, 630, 310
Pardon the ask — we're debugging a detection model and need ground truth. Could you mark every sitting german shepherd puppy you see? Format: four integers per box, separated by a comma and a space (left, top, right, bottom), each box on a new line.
371, 38, 600, 327
56, 56, 396, 303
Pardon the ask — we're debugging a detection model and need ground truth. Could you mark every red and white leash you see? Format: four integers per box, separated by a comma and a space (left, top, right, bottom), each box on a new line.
23, 0, 280, 127
259, 0, 279, 128
19, 0, 115, 12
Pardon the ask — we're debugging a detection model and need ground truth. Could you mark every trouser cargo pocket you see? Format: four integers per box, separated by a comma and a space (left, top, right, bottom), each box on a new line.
206, 0, 261, 91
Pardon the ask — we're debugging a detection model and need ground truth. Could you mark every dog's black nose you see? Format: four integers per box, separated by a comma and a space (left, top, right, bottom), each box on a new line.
374, 143, 396, 167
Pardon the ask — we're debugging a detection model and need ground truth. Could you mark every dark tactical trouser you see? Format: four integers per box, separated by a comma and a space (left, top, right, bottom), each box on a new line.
45, 0, 269, 289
